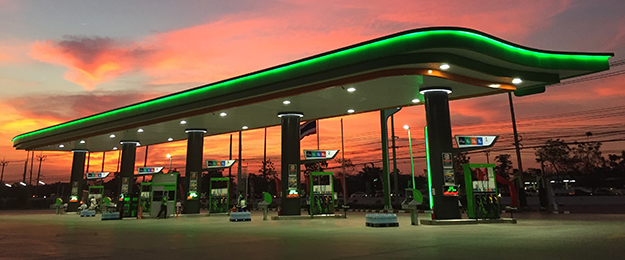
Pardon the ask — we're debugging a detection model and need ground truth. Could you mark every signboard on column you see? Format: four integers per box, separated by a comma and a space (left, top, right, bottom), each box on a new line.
287, 164, 299, 198
442, 152, 457, 196
188, 171, 198, 199
70, 181, 79, 202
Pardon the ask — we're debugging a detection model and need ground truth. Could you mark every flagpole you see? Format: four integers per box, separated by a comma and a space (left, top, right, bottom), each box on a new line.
316, 120, 320, 150
341, 118, 347, 204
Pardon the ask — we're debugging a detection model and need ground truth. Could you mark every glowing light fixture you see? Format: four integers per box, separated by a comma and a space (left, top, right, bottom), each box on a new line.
137, 128, 144, 133
4, 183, 10, 187
19, 182, 26, 186
59, 144, 64, 148
113, 147, 118, 150
439, 63, 450, 70
80, 140, 85, 144
283, 100, 291, 105
512, 78, 523, 84
419, 88, 452, 95
242, 126, 249, 130
220, 112, 227, 117
168, 137, 173, 141
347, 109, 355, 113
180, 120, 187, 124
489, 84, 501, 88
428, 70, 433, 74
347, 87, 356, 92
109, 134, 115, 138
412, 98, 420, 103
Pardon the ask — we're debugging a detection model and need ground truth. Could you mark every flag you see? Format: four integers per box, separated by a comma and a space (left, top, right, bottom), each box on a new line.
300, 120, 317, 140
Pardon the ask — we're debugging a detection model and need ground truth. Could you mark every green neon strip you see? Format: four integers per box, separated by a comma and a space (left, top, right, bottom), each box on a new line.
13, 29, 611, 144
424, 125, 433, 209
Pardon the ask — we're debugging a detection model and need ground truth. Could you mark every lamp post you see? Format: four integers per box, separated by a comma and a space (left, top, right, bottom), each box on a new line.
166, 154, 172, 172
403, 125, 416, 189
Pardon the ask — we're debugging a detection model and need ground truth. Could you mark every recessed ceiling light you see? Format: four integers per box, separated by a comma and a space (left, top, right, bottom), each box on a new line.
113, 147, 118, 150
512, 78, 522, 84
347, 109, 355, 113
220, 112, 227, 117
180, 120, 187, 124
167, 138, 173, 142
439, 64, 450, 70
412, 99, 420, 103
242, 126, 249, 130
109, 134, 115, 138
59, 144, 64, 148
80, 140, 85, 144
283, 100, 291, 105
347, 87, 356, 92
137, 128, 144, 133
488, 84, 501, 88
427, 70, 433, 74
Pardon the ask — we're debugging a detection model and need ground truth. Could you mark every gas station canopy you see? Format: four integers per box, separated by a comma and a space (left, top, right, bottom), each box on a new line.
12, 27, 612, 152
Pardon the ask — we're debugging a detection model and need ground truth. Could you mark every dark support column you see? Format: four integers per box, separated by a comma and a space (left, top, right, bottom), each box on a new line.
422, 87, 461, 220
118, 141, 138, 218
380, 108, 400, 209
67, 150, 87, 212
184, 129, 206, 214
279, 112, 303, 216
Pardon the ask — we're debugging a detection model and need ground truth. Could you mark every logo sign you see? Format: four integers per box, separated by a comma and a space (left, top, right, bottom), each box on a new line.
86, 172, 110, 179
443, 185, 459, 196
205, 160, 236, 169
455, 135, 497, 148
304, 150, 339, 160
287, 189, 299, 198
137, 167, 164, 174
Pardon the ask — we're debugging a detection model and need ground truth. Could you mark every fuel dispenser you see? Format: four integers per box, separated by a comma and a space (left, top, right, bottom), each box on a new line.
463, 164, 500, 219
209, 177, 230, 214
150, 171, 178, 218
139, 182, 152, 216
309, 172, 335, 215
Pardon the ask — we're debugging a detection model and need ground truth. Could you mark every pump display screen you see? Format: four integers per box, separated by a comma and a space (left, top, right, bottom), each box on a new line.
470, 167, 496, 192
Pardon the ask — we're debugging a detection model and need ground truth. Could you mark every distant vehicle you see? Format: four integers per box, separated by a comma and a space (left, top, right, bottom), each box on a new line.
553, 188, 575, 196
573, 187, 593, 196
349, 192, 367, 199
594, 188, 623, 196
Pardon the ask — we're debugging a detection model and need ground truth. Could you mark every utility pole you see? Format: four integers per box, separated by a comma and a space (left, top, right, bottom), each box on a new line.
1, 158, 8, 184
29, 151, 35, 185
36, 153, 47, 186
390, 114, 399, 203
508, 92, 527, 208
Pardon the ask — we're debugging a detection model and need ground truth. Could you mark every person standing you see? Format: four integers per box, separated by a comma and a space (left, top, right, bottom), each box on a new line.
157, 195, 168, 219
55, 197, 63, 215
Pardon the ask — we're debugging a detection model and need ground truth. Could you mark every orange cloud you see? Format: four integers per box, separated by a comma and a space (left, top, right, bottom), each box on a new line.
29, 36, 152, 90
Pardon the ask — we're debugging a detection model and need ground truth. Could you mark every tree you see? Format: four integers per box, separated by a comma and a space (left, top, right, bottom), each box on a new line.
334, 158, 355, 176
357, 163, 383, 195
571, 142, 604, 174
494, 154, 513, 179
535, 139, 571, 175
453, 152, 470, 186
258, 159, 278, 179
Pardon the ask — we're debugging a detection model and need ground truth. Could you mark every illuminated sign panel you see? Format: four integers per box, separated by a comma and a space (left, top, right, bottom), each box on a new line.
205, 160, 236, 169
304, 150, 338, 160
137, 167, 164, 174
86, 172, 110, 179
455, 135, 497, 148
443, 185, 459, 196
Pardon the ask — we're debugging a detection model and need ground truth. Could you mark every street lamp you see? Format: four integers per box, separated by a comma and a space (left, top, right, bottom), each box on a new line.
403, 125, 416, 190
166, 154, 172, 172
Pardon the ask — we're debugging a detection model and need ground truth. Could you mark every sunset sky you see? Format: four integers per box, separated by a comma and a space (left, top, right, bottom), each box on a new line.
1, 0, 624, 184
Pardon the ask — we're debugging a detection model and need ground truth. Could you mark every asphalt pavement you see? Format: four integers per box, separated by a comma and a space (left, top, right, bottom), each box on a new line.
0, 209, 624, 260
